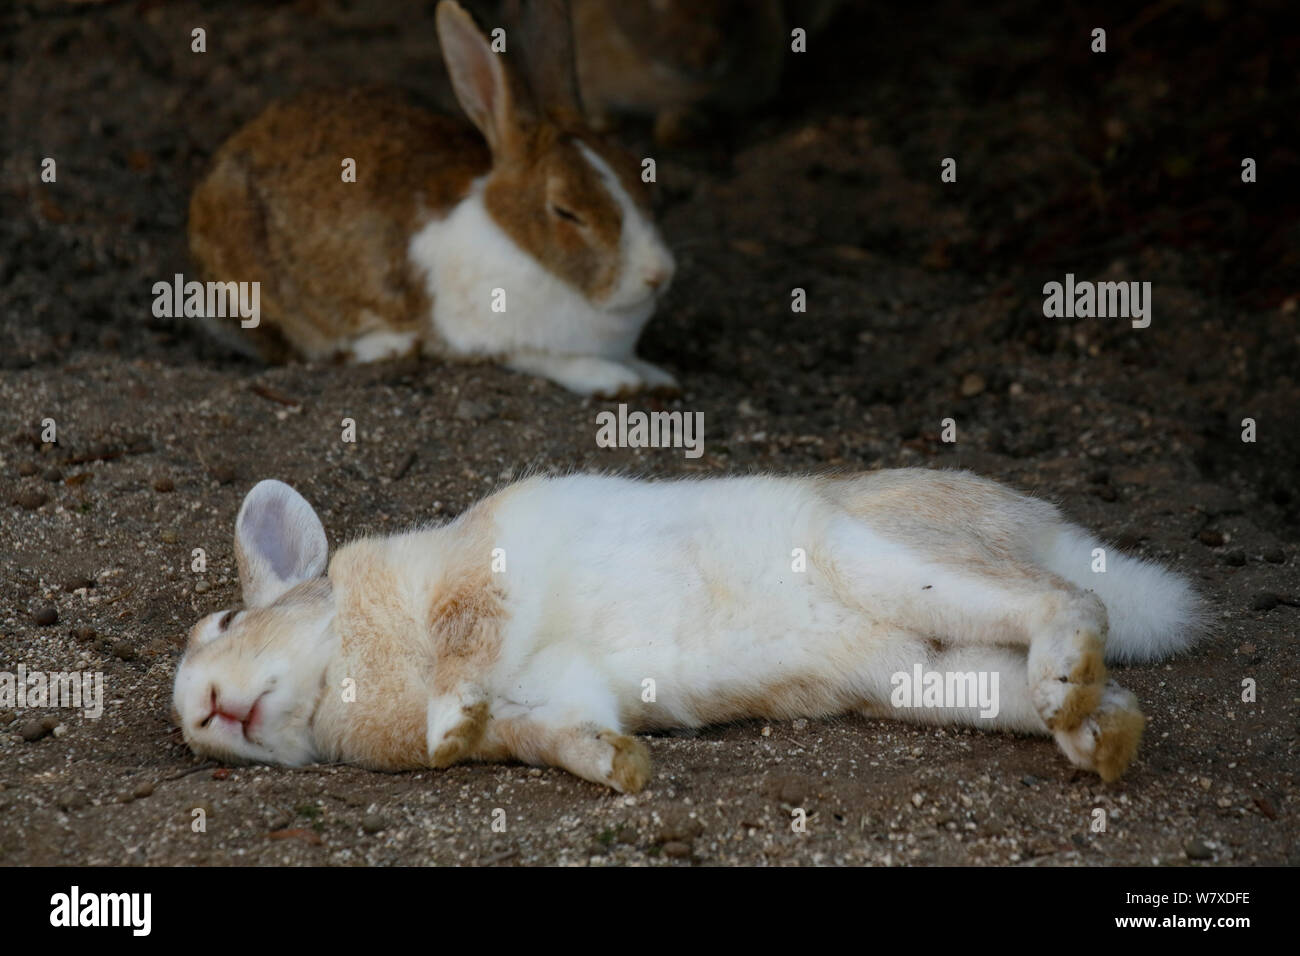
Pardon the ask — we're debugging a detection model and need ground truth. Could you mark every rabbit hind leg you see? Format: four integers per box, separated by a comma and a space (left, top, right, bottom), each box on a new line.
476, 715, 650, 793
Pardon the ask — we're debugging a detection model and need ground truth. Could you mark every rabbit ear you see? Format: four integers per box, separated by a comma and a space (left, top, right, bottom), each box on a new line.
235, 480, 329, 608
506, 0, 585, 126
436, 0, 528, 155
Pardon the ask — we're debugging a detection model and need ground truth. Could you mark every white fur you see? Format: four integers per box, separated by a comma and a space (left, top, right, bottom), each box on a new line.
574, 142, 676, 310
406, 157, 677, 394
1036, 524, 1207, 663
174, 470, 1207, 782
350, 328, 419, 363
409, 177, 662, 359
172, 604, 337, 766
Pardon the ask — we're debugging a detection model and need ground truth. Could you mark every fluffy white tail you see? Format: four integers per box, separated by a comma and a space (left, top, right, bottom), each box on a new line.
1040, 525, 1209, 664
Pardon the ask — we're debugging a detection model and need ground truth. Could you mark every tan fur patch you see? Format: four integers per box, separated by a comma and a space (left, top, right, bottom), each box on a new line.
600, 730, 651, 793
325, 548, 431, 769
1050, 681, 1105, 733
682, 674, 852, 727
425, 508, 507, 696
430, 698, 490, 767
1068, 633, 1106, 687
1094, 706, 1146, 782
828, 469, 1051, 570
1049, 631, 1108, 731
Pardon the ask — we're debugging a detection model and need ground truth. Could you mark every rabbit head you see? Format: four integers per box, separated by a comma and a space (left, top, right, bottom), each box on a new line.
172, 480, 337, 766
438, 0, 676, 314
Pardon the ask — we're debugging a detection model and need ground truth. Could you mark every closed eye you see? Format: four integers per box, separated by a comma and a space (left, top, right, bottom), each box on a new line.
218, 609, 238, 630
551, 204, 585, 226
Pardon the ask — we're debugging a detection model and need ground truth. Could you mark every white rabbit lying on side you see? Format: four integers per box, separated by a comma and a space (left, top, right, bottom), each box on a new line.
172, 470, 1206, 791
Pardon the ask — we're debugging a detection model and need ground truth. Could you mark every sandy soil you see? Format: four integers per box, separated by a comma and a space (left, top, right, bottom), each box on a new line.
1, 0, 1296, 865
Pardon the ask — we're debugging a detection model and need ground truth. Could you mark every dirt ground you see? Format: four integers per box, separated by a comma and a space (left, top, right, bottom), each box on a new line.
1, 0, 1297, 866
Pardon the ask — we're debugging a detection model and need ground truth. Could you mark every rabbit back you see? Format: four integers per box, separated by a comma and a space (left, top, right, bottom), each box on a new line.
188, 88, 490, 361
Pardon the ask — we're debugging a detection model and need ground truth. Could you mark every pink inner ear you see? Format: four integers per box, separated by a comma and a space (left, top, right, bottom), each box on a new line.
241, 501, 297, 581
237, 481, 328, 605
439, 6, 508, 148
467, 53, 499, 127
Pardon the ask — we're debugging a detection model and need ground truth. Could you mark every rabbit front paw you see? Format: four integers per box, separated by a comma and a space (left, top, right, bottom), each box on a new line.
506, 353, 673, 397
621, 358, 680, 396
426, 689, 490, 768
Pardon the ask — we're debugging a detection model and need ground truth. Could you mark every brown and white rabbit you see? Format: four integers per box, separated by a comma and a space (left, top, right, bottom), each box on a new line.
172, 470, 1206, 792
188, 0, 677, 397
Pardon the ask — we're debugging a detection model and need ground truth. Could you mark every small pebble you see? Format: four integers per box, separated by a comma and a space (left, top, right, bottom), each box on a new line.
1223, 549, 1246, 567
33, 606, 58, 626
454, 399, 493, 421
1263, 548, 1285, 564
662, 841, 692, 859
1252, 593, 1281, 612
960, 373, 986, 397
14, 490, 48, 510
133, 781, 155, 799
153, 476, 174, 493
43, 467, 63, 483
194, 579, 210, 594
362, 813, 386, 834
17, 461, 38, 477
1183, 839, 1214, 861
657, 814, 703, 843
20, 720, 51, 742
1198, 529, 1225, 547
772, 776, 806, 805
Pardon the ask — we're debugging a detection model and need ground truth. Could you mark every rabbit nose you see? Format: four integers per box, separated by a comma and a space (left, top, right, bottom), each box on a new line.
200, 684, 250, 727
644, 269, 670, 291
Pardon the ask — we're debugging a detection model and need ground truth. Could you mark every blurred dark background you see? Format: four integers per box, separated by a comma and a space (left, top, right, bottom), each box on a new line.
2, 0, 1298, 529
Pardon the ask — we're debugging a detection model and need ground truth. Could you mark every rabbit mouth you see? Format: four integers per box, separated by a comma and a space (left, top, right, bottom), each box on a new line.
199, 688, 268, 744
